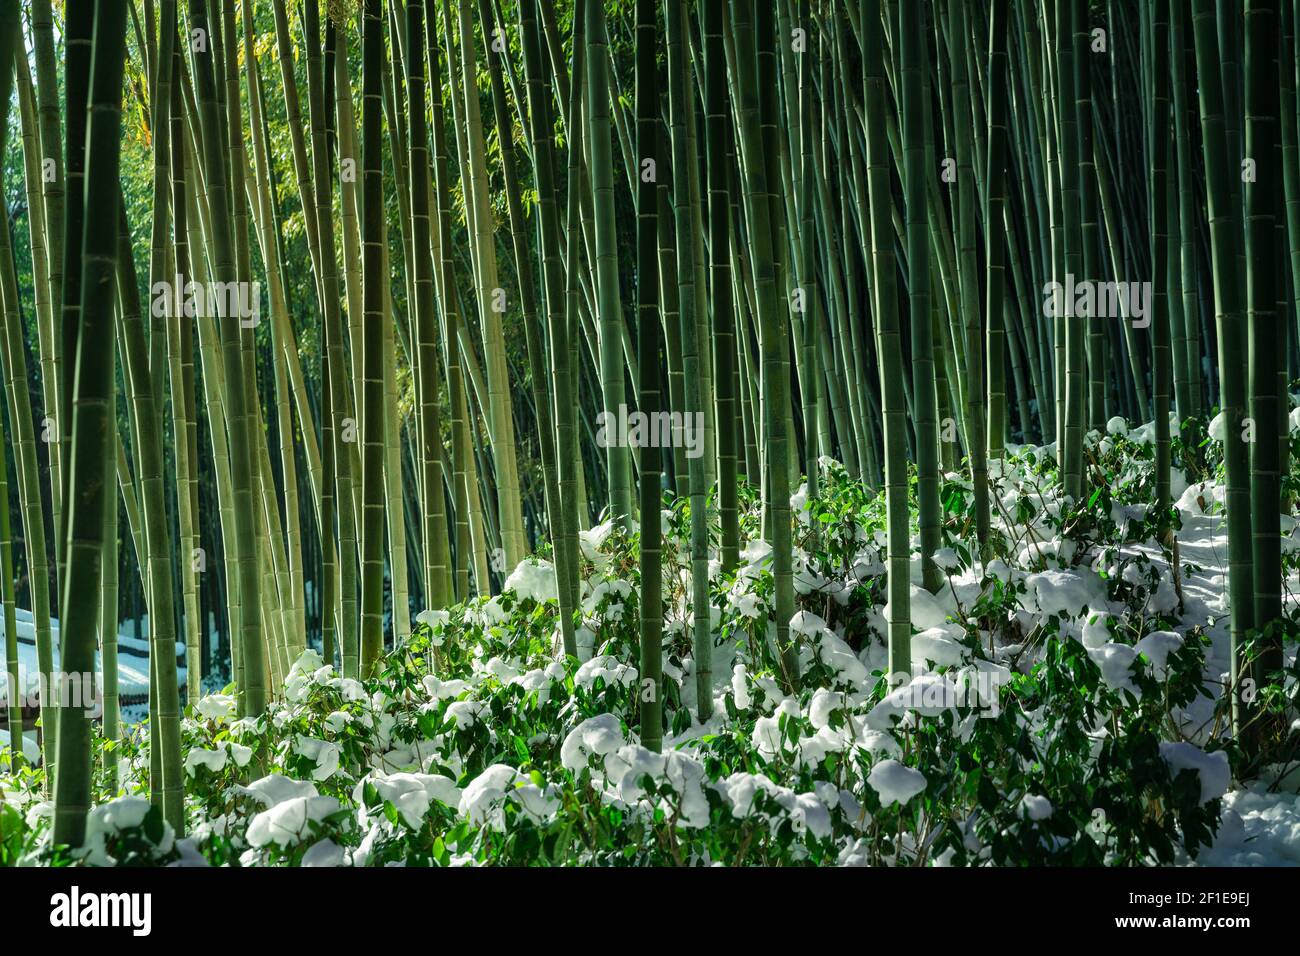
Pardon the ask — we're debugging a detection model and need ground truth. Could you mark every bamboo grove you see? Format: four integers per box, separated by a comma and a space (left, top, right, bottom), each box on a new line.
0, 0, 1296, 849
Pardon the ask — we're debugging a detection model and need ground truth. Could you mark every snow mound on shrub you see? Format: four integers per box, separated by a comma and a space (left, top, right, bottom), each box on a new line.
1159, 742, 1230, 804
867, 760, 927, 807
246, 787, 340, 848
504, 558, 558, 603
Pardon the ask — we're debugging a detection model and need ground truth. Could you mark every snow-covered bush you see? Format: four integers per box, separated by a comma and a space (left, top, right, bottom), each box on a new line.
7, 421, 1298, 867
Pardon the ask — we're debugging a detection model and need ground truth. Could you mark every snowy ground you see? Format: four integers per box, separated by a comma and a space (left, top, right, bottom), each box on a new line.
990, 421, 1300, 865
0, 609, 187, 699
0, 608, 187, 745
1154, 501, 1300, 865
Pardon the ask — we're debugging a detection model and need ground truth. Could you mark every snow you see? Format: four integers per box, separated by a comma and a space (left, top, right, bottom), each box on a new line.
355, 771, 460, 828
911, 627, 968, 670
573, 655, 637, 691
87, 794, 152, 833
1088, 642, 1141, 695
0, 609, 186, 710
753, 699, 800, 759
247, 792, 341, 848
194, 694, 237, 723
884, 585, 951, 630
240, 773, 319, 808
293, 737, 341, 781
458, 764, 527, 830
444, 700, 485, 729
1025, 569, 1106, 618
560, 713, 627, 773
1080, 610, 1112, 649
503, 558, 558, 604
932, 548, 964, 573
423, 675, 469, 702
579, 520, 615, 561
184, 747, 228, 775
1159, 742, 1231, 805
301, 838, 346, 867
1134, 631, 1183, 678
867, 759, 927, 807
415, 609, 450, 643
731, 664, 752, 710
1021, 794, 1054, 820
1208, 411, 1226, 442
1188, 786, 1300, 865
80, 796, 175, 866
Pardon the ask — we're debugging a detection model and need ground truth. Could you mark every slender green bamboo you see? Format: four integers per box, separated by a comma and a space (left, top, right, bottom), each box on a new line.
49, 0, 97, 793
453, 0, 527, 569
558, 0, 588, 655
301, 0, 359, 677
902, 0, 940, 592
1170, 5, 1196, 421
0, 414, 17, 759
707, 0, 739, 572
863, 0, 910, 680
1149, 0, 1173, 553
222, 0, 270, 705
165, 64, 203, 704
951, 0, 991, 544
1193, 0, 1256, 737
0, 17, 18, 752
52, 0, 127, 848
382, 248, 410, 644
730, 0, 797, 686
1283, 0, 1300, 368
115, 201, 184, 831
190, 0, 264, 715
1245, 0, 1284, 683
790, 2, 818, 503
100, 428, 119, 792
985, 0, 1009, 461
1058, 0, 1087, 502
1076, 1, 1103, 433
636, 0, 663, 750
478, 0, 560, 598
30, 0, 65, 571
244, 0, 309, 658
1, 57, 56, 782
429, 6, 477, 605
13, 52, 61, 639
588, 0, 632, 530
359, 0, 386, 675
665, 0, 711, 719
1171, 0, 1201, 420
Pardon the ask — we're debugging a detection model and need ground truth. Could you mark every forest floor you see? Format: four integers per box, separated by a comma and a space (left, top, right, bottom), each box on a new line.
1129, 465, 1300, 865
3, 415, 1300, 865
